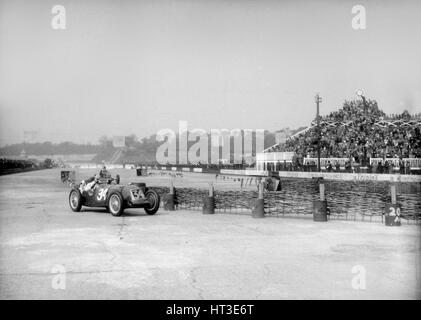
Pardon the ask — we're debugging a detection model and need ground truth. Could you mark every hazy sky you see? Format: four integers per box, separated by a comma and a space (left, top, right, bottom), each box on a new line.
1, 0, 420, 145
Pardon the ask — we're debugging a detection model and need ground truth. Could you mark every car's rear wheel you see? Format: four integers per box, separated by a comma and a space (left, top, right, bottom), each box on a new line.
69, 189, 82, 212
144, 189, 160, 215
107, 193, 124, 216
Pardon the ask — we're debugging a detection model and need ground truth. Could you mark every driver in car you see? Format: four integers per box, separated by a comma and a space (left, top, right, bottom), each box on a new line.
80, 173, 100, 195
80, 165, 111, 195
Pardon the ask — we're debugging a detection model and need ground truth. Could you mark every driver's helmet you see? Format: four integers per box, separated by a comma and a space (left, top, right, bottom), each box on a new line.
99, 165, 110, 178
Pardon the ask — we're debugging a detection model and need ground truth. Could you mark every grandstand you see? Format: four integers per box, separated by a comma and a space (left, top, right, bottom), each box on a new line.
258, 100, 421, 173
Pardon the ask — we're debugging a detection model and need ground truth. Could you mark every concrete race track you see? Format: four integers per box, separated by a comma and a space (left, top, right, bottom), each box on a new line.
0, 169, 420, 299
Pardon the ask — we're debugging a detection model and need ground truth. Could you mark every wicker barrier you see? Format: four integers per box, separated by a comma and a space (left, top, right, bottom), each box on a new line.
151, 178, 420, 224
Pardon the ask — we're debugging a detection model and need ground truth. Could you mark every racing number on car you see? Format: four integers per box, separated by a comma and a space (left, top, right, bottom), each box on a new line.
97, 188, 109, 201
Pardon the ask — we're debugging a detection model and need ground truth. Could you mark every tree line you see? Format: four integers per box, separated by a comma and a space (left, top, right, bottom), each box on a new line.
0, 130, 302, 157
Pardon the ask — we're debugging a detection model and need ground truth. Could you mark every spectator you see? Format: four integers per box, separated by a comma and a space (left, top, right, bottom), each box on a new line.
405, 161, 411, 174
326, 161, 333, 172
335, 161, 340, 172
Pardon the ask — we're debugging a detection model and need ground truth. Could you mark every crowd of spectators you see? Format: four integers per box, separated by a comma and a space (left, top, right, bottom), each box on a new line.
268, 100, 421, 165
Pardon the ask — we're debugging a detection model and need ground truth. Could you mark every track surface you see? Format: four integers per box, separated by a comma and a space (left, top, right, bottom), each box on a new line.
0, 169, 420, 299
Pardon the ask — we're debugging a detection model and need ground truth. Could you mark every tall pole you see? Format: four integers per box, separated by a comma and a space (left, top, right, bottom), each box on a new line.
362, 95, 367, 115
315, 94, 322, 172
357, 90, 368, 165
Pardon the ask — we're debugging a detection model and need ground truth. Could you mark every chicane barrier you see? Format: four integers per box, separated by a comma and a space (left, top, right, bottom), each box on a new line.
152, 178, 420, 224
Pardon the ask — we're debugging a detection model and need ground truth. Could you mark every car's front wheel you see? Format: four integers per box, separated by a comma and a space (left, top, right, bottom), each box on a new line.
69, 189, 82, 212
144, 189, 160, 215
107, 193, 124, 216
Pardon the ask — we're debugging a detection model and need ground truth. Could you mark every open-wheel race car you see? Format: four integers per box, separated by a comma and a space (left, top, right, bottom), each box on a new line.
68, 174, 160, 216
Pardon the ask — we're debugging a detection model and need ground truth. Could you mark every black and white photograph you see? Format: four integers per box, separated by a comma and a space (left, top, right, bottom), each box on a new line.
0, 0, 420, 304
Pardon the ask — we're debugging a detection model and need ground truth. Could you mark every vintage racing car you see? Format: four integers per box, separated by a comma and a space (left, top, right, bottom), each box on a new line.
68, 175, 160, 216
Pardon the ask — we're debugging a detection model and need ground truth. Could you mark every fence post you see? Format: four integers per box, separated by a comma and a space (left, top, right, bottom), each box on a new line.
313, 183, 328, 222
384, 184, 401, 226
252, 182, 265, 218
391, 185, 396, 205
319, 183, 325, 201
203, 183, 215, 214
164, 180, 176, 211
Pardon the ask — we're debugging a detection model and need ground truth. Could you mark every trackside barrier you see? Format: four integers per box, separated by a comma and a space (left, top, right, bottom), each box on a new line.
313, 183, 328, 222
149, 178, 420, 224
153, 166, 269, 176
406, 158, 421, 169
370, 158, 421, 170
304, 158, 351, 169
61, 170, 75, 183
136, 167, 149, 176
